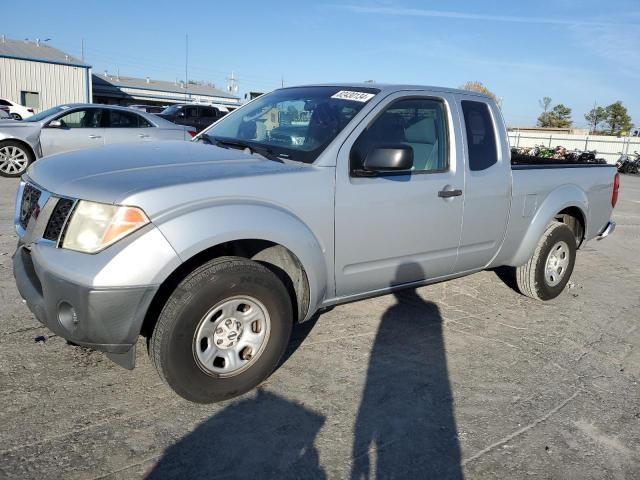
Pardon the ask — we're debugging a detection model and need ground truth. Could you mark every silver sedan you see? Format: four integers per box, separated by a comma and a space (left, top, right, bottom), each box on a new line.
0, 104, 196, 177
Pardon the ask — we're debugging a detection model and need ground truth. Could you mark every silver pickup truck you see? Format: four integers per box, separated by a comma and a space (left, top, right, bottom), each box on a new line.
12, 84, 618, 403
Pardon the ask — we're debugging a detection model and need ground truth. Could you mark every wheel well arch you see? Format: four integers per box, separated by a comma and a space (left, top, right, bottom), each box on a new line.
0, 138, 36, 159
554, 206, 586, 247
141, 239, 310, 338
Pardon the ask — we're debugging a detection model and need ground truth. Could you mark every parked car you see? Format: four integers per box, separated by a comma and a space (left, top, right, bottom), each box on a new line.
12, 84, 618, 403
128, 104, 166, 114
156, 104, 226, 131
0, 104, 196, 177
0, 98, 35, 120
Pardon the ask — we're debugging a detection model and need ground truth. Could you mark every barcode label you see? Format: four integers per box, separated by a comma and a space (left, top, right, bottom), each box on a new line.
331, 90, 376, 102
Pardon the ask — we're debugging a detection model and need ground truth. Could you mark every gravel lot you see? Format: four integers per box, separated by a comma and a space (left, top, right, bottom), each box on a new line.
0, 174, 638, 479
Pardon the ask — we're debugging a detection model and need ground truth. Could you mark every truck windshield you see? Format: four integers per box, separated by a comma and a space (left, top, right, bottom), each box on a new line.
201, 86, 380, 163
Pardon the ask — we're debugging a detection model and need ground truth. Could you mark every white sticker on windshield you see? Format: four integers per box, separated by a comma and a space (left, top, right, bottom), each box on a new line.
331, 90, 375, 102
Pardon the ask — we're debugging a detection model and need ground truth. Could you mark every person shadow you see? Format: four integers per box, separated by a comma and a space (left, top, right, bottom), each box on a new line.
351, 262, 463, 479
146, 388, 326, 479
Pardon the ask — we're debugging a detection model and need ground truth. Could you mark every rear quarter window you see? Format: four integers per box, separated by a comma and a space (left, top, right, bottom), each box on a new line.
461, 100, 498, 171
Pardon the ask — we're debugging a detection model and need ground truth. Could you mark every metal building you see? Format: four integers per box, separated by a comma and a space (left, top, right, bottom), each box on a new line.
0, 36, 92, 112
92, 73, 241, 111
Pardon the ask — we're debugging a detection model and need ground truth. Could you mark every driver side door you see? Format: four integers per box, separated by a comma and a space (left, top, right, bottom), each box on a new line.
334, 92, 465, 297
39, 108, 106, 156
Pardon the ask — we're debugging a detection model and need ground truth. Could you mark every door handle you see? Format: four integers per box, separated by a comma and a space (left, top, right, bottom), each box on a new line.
88, 135, 102, 139
138, 134, 150, 138
438, 189, 463, 198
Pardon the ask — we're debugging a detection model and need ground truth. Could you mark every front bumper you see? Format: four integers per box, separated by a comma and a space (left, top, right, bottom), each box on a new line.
13, 244, 157, 354
11, 178, 183, 368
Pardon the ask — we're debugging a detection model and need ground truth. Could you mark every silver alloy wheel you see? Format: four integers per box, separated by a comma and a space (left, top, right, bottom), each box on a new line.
544, 240, 570, 287
0, 145, 29, 176
193, 295, 271, 377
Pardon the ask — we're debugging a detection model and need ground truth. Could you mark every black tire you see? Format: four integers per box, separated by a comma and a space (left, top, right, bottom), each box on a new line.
516, 222, 576, 300
150, 256, 293, 403
0, 140, 35, 178
10, 113, 22, 120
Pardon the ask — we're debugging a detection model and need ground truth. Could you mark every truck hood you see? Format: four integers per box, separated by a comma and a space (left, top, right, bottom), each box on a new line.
27, 141, 306, 205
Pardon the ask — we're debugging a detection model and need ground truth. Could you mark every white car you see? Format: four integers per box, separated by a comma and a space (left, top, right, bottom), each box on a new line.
0, 98, 34, 120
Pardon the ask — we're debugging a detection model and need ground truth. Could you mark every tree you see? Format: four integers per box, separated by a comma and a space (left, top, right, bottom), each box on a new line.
537, 103, 572, 128
539, 96, 552, 114
584, 106, 607, 133
604, 101, 633, 135
460, 81, 498, 102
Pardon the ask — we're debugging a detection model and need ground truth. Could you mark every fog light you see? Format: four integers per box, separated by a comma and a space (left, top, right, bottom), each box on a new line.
58, 301, 78, 330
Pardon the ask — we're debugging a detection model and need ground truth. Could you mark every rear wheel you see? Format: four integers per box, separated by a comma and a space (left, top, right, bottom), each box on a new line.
10, 113, 22, 120
0, 141, 34, 177
516, 222, 576, 300
150, 256, 293, 403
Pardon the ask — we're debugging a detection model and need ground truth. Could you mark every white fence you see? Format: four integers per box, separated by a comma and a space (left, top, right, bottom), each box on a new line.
508, 131, 640, 164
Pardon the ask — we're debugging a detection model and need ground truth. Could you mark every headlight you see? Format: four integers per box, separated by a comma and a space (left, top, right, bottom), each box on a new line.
62, 201, 149, 253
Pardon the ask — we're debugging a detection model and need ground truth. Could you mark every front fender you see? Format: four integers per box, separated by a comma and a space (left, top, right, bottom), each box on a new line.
506, 184, 588, 267
155, 202, 329, 319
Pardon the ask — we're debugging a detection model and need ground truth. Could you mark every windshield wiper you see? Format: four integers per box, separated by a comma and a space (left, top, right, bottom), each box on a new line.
209, 136, 283, 163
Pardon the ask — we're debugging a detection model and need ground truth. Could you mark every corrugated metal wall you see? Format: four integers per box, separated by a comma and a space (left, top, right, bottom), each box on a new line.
0, 58, 89, 111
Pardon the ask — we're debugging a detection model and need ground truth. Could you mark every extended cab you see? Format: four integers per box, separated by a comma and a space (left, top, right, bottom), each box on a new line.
12, 84, 618, 403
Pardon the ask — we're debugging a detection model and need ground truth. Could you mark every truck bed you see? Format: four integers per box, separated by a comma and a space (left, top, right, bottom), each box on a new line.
511, 152, 614, 170
511, 152, 611, 169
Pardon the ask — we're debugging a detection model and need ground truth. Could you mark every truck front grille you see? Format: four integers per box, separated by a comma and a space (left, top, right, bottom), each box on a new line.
19, 184, 42, 229
43, 198, 75, 242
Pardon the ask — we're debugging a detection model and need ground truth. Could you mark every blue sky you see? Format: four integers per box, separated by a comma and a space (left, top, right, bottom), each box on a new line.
3, 0, 639, 127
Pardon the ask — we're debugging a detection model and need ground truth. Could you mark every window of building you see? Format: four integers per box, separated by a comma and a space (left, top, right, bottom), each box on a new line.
21, 91, 39, 109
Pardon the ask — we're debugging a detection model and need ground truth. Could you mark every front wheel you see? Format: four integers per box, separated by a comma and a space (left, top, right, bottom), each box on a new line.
0, 140, 34, 177
150, 256, 293, 403
516, 222, 577, 300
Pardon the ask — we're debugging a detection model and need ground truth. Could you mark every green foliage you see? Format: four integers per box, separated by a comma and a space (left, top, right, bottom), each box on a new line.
537, 103, 572, 128
604, 101, 633, 135
584, 106, 607, 132
460, 81, 498, 102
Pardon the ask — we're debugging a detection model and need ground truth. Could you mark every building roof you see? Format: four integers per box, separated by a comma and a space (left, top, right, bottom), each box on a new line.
0, 37, 90, 67
93, 73, 239, 100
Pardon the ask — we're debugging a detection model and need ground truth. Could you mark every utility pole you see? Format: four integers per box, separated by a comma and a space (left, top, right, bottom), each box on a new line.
185, 34, 189, 102
281, 75, 284, 88
226, 72, 239, 95
81, 38, 85, 62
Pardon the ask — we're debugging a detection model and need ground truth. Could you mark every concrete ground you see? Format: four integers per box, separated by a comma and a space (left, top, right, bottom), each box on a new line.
0, 174, 638, 480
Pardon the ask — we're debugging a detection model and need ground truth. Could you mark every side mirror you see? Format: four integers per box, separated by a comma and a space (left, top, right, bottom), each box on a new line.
176, 111, 186, 118
363, 145, 414, 172
47, 120, 63, 128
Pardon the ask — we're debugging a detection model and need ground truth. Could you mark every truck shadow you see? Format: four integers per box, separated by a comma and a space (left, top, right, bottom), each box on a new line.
146, 388, 327, 479
147, 263, 462, 479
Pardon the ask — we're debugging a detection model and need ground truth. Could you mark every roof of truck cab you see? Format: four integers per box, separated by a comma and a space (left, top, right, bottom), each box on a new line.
283, 83, 492, 98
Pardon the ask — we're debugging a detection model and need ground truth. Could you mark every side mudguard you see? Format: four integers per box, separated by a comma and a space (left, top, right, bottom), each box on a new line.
154, 201, 329, 319
503, 185, 588, 267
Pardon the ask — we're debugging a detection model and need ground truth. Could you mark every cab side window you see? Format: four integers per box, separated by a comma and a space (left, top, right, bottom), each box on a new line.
461, 100, 498, 171
351, 98, 448, 174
